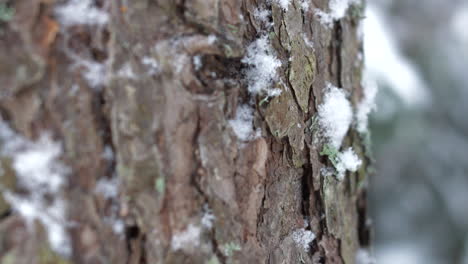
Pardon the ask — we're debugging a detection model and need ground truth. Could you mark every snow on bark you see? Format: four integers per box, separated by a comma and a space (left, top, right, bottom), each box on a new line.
318, 83, 353, 149
242, 35, 282, 97
0, 120, 71, 256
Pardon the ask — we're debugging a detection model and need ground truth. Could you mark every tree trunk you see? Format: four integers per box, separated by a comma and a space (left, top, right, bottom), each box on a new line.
0, 0, 370, 263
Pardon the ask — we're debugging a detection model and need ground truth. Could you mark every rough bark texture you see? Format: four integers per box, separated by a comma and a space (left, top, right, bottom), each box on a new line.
0, 0, 370, 263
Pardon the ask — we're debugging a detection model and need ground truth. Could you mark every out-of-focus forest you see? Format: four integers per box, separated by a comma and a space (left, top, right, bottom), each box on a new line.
366, 0, 468, 263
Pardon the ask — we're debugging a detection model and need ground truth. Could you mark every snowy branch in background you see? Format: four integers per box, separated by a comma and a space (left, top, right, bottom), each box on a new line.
363, 6, 430, 107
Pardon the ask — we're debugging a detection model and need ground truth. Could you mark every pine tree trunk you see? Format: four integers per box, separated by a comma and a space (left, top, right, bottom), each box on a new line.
0, 0, 370, 263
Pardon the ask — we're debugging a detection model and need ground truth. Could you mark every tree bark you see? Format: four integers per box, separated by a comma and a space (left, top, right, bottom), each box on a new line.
0, 0, 370, 263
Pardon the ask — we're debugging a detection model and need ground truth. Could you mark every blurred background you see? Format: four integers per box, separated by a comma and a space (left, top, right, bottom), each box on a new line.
364, 0, 468, 263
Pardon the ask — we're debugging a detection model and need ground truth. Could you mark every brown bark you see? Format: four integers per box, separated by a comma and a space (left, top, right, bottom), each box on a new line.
0, 0, 370, 263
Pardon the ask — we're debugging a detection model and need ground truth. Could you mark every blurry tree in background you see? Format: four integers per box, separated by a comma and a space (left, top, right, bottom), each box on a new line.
366, 0, 468, 263
0, 0, 373, 264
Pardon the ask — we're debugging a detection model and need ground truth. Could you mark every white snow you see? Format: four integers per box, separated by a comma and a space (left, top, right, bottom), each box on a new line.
171, 224, 201, 251
329, 0, 357, 20
112, 219, 125, 234
95, 177, 119, 199
254, 8, 273, 27
201, 205, 215, 229
273, 0, 291, 11
193, 55, 202, 71
315, 0, 358, 26
242, 36, 282, 97
300, 0, 310, 11
102, 145, 114, 161
363, 7, 429, 106
82, 61, 107, 88
12, 136, 66, 194
55, 0, 108, 27
117, 63, 137, 79
141, 56, 160, 76
302, 33, 314, 49
318, 83, 353, 149
292, 228, 316, 251
207, 34, 217, 44
0, 121, 71, 256
228, 105, 260, 141
336, 148, 362, 179
356, 75, 378, 133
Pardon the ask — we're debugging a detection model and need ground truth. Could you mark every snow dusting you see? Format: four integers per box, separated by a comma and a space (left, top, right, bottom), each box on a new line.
55, 0, 108, 27
117, 63, 137, 80
273, 0, 291, 11
95, 177, 119, 199
336, 147, 362, 179
193, 55, 202, 71
292, 228, 316, 251
242, 35, 282, 97
141, 56, 160, 76
254, 8, 273, 27
171, 224, 201, 251
81, 60, 107, 88
201, 205, 216, 229
315, 0, 358, 27
318, 83, 353, 149
0, 121, 71, 256
228, 105, 260, 141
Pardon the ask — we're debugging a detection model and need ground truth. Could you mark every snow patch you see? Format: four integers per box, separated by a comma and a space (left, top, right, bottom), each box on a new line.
95, 177, 119, 199
292, 228, 316, 251
273, 0, 291, 11
318, 83, 353, 148
81, 61, 107, 88
242, 35, 282, 97
315, 0, 358, 27
207, 34, 217, 44
0, 121, 71, 256
254, 8, 273, 27
117, 63, 137, 80
300, 0, 310, 11
55, 0, 108, 27
336, 147, 362, 179
201, 205, 215, 229
193, 55, 202, 71
302, 33, 314, 49
141, 56, 160, 76
228, 105, 260, 141
171, 224, 201, 251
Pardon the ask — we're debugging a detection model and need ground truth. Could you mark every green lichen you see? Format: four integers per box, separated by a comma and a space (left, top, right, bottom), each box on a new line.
155, 177, 165, 194
320, 144, 340, 169
259, 96, 270, 107
0, 4, 14, 22
226, 24, 238, 33
222, 242, 241, 257
222, 44, 233, 57
38, 244, 71, 264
